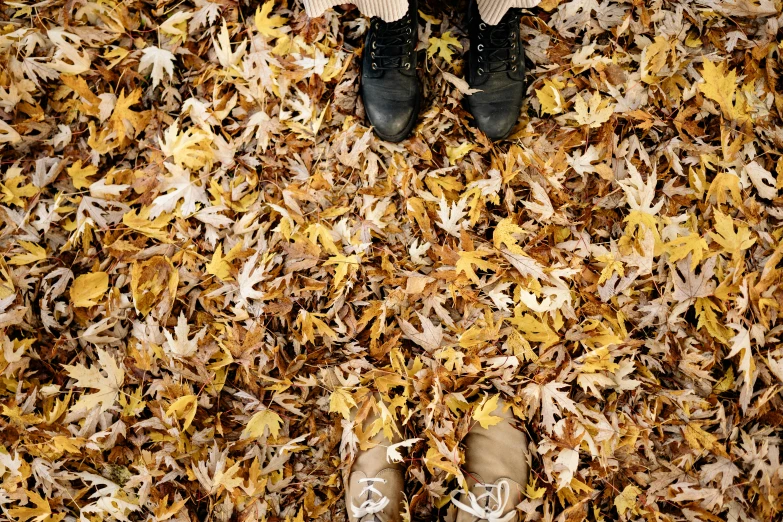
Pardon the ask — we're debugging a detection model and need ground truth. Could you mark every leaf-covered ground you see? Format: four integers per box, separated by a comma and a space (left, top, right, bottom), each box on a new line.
1, 0, 783, 520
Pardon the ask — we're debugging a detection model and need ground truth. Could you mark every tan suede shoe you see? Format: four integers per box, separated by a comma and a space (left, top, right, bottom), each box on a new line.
453, 399, 530, 522
345, 399, 405, 522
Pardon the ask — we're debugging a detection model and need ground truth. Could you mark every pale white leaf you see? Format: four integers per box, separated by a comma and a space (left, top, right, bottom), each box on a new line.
138, 46, 176, 88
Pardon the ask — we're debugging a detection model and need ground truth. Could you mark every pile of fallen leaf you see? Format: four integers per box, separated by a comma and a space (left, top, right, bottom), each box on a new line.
1, 0, 783, 520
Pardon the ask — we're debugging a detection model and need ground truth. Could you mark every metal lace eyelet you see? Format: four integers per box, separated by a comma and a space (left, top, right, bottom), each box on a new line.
478, 56, 484, 63
406, 27, 412, 34
478, 68, 484, 75
372, 41, 377, 49
372, 63, 378, 70
479, 23, 487, 30
511, 65, 518, 71
511, 41, 516, 48
477, 44, 484, 51
511, 55, 517, 61
405, 63, 411, 70
371, 52, 376, 58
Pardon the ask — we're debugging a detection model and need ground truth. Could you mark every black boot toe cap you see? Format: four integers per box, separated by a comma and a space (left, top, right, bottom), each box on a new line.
364, 98, 419, 142
470, 101, 520, 141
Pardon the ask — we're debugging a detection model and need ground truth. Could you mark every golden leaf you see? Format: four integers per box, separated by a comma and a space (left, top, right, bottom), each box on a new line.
699, 60, 748, 122
455, 250, 496, 284
69, 271, 108, 308
255, 0, 287, 39
427, 31, 463, 63
8, 241, 46, 266
328, 388, 356, 420
8, 491, 53, 522
472, 394, 503, 429
131, 256, 178, 316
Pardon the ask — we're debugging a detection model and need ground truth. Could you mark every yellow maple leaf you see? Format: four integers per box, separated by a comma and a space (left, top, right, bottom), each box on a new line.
535, 78, 566, 115
614, 484, 641, 516
571, 91, 614, 128
206, 242, 243, 281
699, 60, 748, 122
641, 35, 673, 84
578, 346, 620, 373
298, 311, 338, 343
455, 250, 496, 284
713, 366, 734, 393
109, 89, 151, 146
159, 122, 214, 170
595, 253, 624, 285
305, 223, 339, 255
526, 477, 546, 499
103, 46, 130, 69
166, 394, 198, 431
507, 311, 560, 348
446, 143, 474, 164
61, 74, 101, 116
70, 271, 109, 307
1, 172, 37, 207
131, 255, 178, 316
255, 0, 287, 39
436, 346, 464, 372
8, 491, 52, 522
695, 297, 732, 344
159, 11, 192, 44
324, 253, 361, 288
242, 408, 283, 439
419, 10, 441, 24
493, 217, 527, 256
329, 388, 356, 420
472, 394, 503, 429
682, 422, 727, 457
8, 241, 47, 266
423, 445, 462, 478
506, 328, 538, 362
709, 210, 755, 260
666, 233, 708, 270
123, 208, 172, 242
67, 160, 98, 190
427, 31, 463, 62
706, 171, 742, 206
154, 495, 188, 522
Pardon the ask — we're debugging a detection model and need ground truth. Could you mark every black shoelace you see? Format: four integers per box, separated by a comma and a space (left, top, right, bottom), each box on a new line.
476, 13, 520, 76
369, 14, 414, 71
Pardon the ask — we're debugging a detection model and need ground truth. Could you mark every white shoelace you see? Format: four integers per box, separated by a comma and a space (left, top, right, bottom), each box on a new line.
351, 477, 390, 520
451, 480, 516, 522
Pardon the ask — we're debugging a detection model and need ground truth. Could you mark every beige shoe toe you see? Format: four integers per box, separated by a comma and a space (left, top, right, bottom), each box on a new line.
345, 396, 406, 522
454, 399, 529, 522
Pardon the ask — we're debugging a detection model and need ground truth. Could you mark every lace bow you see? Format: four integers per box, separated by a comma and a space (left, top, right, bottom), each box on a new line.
451, 480, 516, 522
351, 477, 390, 520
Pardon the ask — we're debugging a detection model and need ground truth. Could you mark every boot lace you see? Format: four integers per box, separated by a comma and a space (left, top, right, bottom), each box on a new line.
369, 14, 414, 71
476, 14, 520, 76
450, 480, 516, 522
351, 477, 390, 520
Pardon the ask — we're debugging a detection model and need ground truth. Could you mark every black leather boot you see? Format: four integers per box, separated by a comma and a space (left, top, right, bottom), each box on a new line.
465, 2, 525, 140
360, 0, 420, 142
